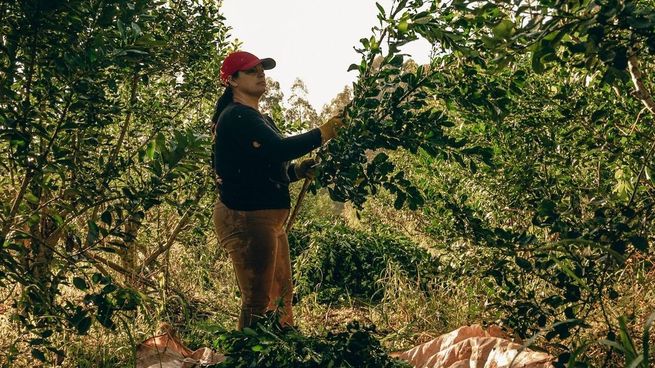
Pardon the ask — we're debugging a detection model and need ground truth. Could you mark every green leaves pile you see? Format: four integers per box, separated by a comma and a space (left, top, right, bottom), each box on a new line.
210, 318, 410, 368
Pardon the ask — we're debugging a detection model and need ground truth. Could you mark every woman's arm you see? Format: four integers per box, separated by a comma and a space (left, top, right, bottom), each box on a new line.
233, 107, 322, 162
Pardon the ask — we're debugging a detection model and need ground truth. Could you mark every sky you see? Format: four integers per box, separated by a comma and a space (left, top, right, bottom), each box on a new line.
220, 0, 432, 112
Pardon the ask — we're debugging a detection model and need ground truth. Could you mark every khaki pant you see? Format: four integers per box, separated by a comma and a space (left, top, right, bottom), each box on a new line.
213, 200, 293, 329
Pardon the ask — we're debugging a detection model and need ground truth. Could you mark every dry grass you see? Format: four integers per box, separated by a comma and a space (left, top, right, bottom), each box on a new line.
1, 197, 653, 367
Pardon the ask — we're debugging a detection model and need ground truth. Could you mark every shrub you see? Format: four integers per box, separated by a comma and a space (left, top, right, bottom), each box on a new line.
290, 222, 439, 304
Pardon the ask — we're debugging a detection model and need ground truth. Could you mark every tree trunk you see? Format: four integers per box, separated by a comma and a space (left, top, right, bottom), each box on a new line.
118, 215, 143, 285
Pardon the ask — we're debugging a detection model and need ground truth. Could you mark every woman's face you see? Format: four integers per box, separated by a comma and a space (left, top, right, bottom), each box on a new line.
231, 64, 266, 97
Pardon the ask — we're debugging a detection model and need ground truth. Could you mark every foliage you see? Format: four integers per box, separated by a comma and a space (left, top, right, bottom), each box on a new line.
310, 0, 655, 364
315, 0, 493, 209
210, 316, 410, 368
402, 58, 654, 343
599, 312, 655, 368
260, 76, 319, 133
561, 311, 655, 367
290, 220, 439, 304
0, 0, 230, 361
285, 78, 319, 131
260, 77, 286, 125
1, 0, 654, 365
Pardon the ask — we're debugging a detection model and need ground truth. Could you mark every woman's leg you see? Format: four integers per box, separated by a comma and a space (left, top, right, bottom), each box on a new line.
268, 229, 294, 326
213, 201, 278, 329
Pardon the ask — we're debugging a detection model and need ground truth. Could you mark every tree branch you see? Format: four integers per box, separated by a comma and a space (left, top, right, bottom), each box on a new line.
0, 171, 33, 243
627, 138, 655, 209
39, 95, 73, 164
286, 178, 311, 233
628, 55, 655, 116
108, 72, 139, 169
141, 184, 207, 270
2, 24, 40, 244
85, 252, 159, 290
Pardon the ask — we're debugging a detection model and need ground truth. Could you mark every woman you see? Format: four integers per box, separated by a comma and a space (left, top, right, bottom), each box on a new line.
211, 51, 341, 329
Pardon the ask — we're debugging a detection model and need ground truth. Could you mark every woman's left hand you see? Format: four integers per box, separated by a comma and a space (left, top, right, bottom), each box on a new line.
294, 158, 318, 179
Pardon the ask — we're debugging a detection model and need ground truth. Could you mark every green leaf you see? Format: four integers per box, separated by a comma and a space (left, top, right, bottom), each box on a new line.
389, 54, 404, 67
372, 152, 389, 165
538, 200, 556, 216
102, 284, 118, 294
117, 19, 125, 34
100, 210, 112, 226
125, 49, 149, 55
72, 277, 88, 291
492, 19, 514, 39
29, 338, 46, 346
469, 160, 477, 174
628, 236, 648, 251
131, 21, 142, 36
627, 16, 653, 30
51, 213, 64, 226
591, 109, 606, 122
531, 52, 545, 74
375, 2, 386, 17
25, 192, 39, 204
600, 339, 626, 352
567, 42, 587, 54
156, 132, 166, 149
31, 349, 46, 362
619, 316, 638, 360
413, 16, 431, 25
515, 257, 532, 271
626, 356, 644, 368
394, 191, 406, 210
146, 140, 156, 159
76, 316, 92, 335
87, 221, 100, 245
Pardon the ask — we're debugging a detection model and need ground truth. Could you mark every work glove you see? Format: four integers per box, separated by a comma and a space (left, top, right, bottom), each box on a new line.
318, 116, 344, 144
294, 158, 318, 180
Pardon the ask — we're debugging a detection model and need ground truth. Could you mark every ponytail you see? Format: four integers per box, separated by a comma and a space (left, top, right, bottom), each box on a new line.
211, 86, 234, 176
211, 86, 234, 137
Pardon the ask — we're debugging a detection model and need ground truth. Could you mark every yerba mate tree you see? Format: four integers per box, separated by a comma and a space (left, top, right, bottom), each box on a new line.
315, 0, 492, 210
316, 0, 654, 365
1, 0, 230, 362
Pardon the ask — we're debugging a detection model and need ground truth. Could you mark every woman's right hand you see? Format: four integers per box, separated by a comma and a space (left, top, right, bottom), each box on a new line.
318, 116, 344, 144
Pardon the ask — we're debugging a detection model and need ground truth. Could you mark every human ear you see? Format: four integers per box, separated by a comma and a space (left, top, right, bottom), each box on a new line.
228, 76, 238, 88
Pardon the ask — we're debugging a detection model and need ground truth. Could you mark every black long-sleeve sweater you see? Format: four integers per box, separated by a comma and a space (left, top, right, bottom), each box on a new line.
213, 102, 322, 210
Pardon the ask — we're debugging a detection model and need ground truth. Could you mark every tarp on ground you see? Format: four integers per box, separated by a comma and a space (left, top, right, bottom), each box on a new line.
136, 324, 224, 368
136, 324, 553, 368
392, 324, 554, 368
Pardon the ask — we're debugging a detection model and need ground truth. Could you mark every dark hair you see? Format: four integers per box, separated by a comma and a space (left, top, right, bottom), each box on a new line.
211, 71, 239, 137
211, 86, 233, 132
211, 73, 238, 175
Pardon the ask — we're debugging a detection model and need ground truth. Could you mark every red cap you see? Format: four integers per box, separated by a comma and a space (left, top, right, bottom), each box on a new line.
220, 51, 276, 86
